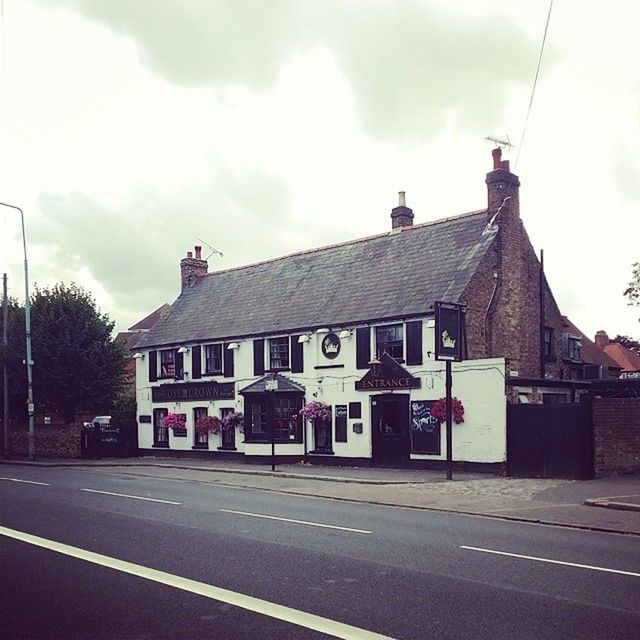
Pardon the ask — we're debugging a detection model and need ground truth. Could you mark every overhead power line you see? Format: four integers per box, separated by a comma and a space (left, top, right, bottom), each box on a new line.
515, 0, 554, 169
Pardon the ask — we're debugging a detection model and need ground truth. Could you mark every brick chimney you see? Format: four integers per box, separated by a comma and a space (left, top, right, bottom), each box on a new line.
390, 191, 414, 229
180, 245, 208, 291
486, 147, 520, 220
595, 330, 610, 349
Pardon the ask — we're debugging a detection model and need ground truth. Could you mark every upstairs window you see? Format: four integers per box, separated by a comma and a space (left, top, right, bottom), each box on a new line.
376, 324, 404, 361
269, 337, 290, 370
159, 349, 175, 378
543, 327, 554, 359
204, 344, 223, 375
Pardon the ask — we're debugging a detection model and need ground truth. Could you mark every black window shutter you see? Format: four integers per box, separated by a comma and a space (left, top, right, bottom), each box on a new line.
290, 335, 304, 373
192, 346, 201, 379
406, 320, 423, 365
223, 343, 234, 378
253, 339, 265, 376
356, 327, 371, 369
148, 350, 157, 382
175, 349, 184, 379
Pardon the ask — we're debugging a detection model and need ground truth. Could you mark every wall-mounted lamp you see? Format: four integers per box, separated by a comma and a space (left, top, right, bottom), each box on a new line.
368, 356, 381, 377
133, 352, 145, 360
297, 334, 311, 343
177, 346, 189, 354
338, 330, 352, 339
227, 342, 240, 350
315, 327, 330, 334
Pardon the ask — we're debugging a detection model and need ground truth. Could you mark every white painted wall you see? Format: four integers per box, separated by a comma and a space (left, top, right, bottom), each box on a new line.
135, 319, 506, 464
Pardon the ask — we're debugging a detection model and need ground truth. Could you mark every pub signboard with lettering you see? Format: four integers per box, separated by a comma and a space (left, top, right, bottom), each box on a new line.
152, 381, 235, 403
355, 353, 421, 391
410, 400, 441, 454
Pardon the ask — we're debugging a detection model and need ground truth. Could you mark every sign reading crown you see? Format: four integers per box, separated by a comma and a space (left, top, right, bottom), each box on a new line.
441, 330, 456, 349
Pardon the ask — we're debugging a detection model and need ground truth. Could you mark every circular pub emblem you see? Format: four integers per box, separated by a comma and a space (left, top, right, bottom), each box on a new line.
321, 333, 341, 359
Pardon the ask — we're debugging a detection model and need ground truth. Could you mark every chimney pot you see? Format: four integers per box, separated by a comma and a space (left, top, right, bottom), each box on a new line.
595, 330, 610, 349
195, 245, 202, 259
187, 251, 193, 259
399, 191, 406, 207
492, 148, 502, 170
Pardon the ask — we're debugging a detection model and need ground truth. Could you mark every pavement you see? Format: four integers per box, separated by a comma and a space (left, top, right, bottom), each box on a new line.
2, 455, 640, 536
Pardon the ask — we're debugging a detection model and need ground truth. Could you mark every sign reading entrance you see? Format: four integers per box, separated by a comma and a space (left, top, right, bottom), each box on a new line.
152, 381, 234, 403
434, 301, 464, 362
410, 400, 440, 454
355, 353, 421, 391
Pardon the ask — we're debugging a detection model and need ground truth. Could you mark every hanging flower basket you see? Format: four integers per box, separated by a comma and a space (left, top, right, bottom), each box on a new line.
195, 415, 221, 435
163, 413, 186, 430
430, 397, 465, 424
222, 412, 244, 433
299, 401, 331, 423
163, 412, 187, 436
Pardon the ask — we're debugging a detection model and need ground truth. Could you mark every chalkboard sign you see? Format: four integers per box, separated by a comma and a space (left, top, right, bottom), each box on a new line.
334, 405, 348, 443
410, 400, 441, 454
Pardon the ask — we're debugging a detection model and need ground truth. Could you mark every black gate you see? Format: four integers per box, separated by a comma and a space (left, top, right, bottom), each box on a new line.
507, 400, 594, 479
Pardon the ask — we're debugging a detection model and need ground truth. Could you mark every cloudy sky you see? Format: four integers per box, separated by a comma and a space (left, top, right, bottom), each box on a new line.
0, 0, 638, 342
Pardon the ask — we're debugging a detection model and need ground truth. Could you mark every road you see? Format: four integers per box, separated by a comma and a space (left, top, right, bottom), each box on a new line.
1, 465, 639, 639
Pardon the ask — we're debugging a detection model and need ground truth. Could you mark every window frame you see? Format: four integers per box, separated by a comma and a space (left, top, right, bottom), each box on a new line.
243, 393, 303, 444
375, 324, 404, 362
153, 408, 169, 447
159, 349, 176, 379
268, 336, 290, 370
543, 327, 554, 359
204, 343, 223, 376
193, 406, 209, 449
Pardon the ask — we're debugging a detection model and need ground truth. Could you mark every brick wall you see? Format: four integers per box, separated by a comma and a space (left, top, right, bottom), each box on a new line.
9, 424, 83, 458
593, 398, 640, 477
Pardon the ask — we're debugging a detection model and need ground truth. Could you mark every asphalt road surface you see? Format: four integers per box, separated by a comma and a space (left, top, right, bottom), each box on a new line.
1, 465, 639, 639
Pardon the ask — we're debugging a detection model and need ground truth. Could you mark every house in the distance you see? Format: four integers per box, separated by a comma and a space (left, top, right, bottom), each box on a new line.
595, 331, 640, 378
131, 149, 592, 466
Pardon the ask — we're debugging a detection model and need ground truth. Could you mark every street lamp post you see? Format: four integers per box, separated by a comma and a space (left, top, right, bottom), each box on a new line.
0, 202, 35, 460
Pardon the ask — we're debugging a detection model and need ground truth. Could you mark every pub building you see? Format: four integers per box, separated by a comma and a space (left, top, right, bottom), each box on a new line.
133, 150, 570, 470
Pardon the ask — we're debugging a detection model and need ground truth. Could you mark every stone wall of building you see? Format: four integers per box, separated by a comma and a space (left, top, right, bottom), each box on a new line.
9, 424, 83, 458
593, 397, 640, 477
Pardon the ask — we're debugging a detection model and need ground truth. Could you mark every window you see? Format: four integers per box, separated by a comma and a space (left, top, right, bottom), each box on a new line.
193, 407, 208, 448
273, 397, 299, 441
376, 324, 404, 361
543, 327, 554, 359
269, 337, 290, 370
250, 402, 267, 436
153, 408, 169, 447
220, 407, 236, 449
159, 349, 175, 378
568, 337, 581, 361
204, 343, 223, 375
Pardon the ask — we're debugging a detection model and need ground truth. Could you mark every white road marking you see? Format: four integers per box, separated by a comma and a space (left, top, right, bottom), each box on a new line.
461, 545, 640, 578
220, 509, 372, 534
80, 488, 180, 505
0, 526, 393, 640
0, 477, 50, 486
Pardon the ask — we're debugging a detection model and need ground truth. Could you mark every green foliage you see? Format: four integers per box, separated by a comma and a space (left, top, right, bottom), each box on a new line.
612, 335, 640, 356
624, 262, 640, 315
110, 394, 137, 431
0, 298, 27, 423
2, 283, 128, 423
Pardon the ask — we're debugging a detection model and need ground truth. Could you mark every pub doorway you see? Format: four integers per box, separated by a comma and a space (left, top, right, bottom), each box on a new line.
371, 394, 410, 465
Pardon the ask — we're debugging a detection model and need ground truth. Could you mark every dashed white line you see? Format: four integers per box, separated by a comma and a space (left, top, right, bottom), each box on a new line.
80, 488, 180, 505
0, 526, 392, 640
0, 477, 50, 486
220, 509, 372, 534
461, 545, 640, 578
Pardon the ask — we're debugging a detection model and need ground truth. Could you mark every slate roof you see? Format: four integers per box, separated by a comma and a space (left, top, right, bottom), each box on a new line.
129, 303, 172, 330
239, 373, 306, 394
137, 210, 495, 349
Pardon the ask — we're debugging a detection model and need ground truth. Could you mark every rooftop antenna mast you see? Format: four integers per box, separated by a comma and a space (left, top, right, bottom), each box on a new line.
196, 237, 224, 261
485, 135, 513, 155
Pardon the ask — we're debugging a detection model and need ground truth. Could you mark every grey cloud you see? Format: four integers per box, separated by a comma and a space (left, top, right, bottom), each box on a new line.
613, 144, 640, 201
44, 0, 543, 141
30, 169, 295, 324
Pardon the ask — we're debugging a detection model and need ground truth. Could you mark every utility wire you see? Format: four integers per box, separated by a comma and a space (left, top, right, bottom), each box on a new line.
515, 0, 554, 169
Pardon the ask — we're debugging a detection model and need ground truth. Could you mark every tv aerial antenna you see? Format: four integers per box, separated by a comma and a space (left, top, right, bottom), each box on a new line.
485, 135, 513, 153
196, 237, 224, 261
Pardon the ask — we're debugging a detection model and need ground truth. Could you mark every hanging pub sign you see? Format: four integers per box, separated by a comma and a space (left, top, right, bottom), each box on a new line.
321, 333, 341, 359
434, 301, 464, 362
152, 380, 234, 403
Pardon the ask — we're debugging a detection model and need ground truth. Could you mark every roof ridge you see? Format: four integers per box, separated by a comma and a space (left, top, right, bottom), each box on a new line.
200, 208, 488, 279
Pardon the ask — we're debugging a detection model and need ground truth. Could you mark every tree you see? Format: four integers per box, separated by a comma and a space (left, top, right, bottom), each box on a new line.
624, 262, 640, 317
0, 298, 27, 423
612, 335, 640, 356
30, 284, 129, 422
